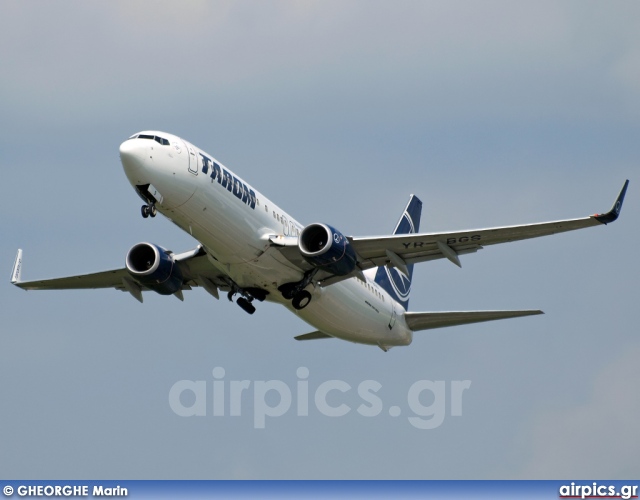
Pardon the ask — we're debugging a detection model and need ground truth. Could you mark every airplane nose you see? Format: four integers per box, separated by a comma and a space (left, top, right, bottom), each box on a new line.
119, 139, 148, 181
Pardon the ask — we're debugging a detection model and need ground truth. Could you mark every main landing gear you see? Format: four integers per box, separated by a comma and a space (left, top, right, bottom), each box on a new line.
291, 290, 312, 310
236, 297, 256, 315
227, 285, 268, 315
141, 203, 157, 218
279, 269, 318, 311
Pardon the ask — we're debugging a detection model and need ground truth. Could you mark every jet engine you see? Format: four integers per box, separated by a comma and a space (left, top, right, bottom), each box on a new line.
299, 223, 357, 276
125, 242, 183, 295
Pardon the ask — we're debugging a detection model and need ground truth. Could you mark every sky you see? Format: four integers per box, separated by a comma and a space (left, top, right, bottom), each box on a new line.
1, 0, 639, 479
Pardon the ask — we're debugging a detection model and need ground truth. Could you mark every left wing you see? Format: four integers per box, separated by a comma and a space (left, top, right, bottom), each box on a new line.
351, 180, 628, 272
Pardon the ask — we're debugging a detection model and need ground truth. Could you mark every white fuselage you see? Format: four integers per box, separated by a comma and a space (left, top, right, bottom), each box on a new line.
119, 131, 413, 348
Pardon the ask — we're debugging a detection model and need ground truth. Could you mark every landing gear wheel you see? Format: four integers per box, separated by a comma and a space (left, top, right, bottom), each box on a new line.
237, 297, 256, 315
292, 290, 312, 310
141, 204, 157, 218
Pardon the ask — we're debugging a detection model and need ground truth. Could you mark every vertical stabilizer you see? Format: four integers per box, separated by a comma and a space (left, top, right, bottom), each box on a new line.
374, 195, 422, 310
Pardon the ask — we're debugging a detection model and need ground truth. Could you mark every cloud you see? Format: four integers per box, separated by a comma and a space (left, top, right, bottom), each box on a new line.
3, 1, 639, 113
517, 344, 640, 478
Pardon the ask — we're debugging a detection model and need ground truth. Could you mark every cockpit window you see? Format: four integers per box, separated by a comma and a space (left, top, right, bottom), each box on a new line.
131, 134, 170, 145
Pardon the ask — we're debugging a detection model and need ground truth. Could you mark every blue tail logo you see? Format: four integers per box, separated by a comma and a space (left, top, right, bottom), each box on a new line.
374, 195, 422, 310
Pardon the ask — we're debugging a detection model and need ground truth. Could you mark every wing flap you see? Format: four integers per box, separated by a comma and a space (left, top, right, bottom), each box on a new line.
357, 244, 482, 270
405, 310, 544, 332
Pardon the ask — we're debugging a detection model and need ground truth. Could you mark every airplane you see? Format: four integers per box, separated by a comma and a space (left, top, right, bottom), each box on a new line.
10, 131, 629, 351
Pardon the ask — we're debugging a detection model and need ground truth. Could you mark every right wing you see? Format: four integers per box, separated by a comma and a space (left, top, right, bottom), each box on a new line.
11, 248, 129, 290
10, 246, 230, 302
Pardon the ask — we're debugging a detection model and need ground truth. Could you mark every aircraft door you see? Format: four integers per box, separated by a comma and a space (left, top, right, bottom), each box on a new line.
388, 303, 397, 330
187, 144, 198, 175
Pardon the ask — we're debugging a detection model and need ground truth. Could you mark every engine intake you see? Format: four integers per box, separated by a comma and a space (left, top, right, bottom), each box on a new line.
125, 242, 183, 295
299, 223, 357, 276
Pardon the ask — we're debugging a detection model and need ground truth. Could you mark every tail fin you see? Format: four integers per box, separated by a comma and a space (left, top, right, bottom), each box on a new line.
374, 195, 422, 310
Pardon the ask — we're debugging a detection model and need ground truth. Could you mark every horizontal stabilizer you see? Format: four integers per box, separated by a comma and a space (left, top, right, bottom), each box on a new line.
405, 310, 543, 332
294, 331, 334, 341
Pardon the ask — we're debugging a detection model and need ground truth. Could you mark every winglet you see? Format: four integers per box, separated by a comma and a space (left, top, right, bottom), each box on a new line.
10, 249, 23, 285
594, 180, 629, 224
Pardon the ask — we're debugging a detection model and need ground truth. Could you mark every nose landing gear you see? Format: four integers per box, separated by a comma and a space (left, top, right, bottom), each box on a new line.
141, 204, 157, 218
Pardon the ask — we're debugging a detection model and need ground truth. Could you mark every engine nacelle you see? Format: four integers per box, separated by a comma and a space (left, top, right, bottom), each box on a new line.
125, 242, 183, 295
299, 223, 357, 276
